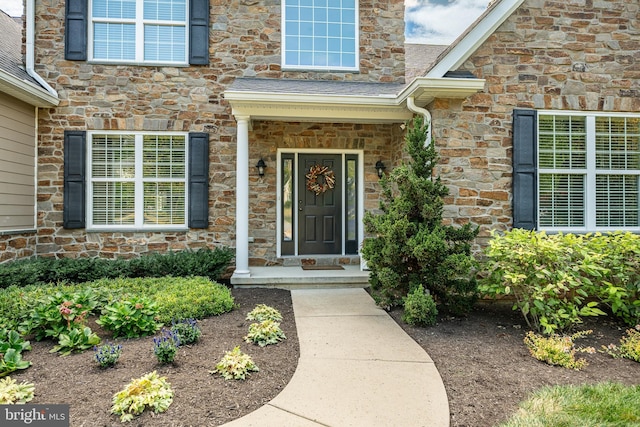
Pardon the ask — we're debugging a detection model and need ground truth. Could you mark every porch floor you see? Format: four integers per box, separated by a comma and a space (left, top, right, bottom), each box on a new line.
230, 265, 370, 289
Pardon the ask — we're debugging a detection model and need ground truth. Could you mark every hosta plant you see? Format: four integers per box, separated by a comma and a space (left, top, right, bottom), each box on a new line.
211, 346, 259, 380
111, 371, 173, 422
97, 296, 161, 338
246, 304, 283, 322
50, 326, 101, 356
0, 377, 35, 404
0, 349, 31, 377
170, 319, 201, 345
0, 329, 31, 354
94, 342, 123, 368
602, 325, 640, 363
244, 320, 286, 347
524, 330, 595, 370
153, 329, 180, 364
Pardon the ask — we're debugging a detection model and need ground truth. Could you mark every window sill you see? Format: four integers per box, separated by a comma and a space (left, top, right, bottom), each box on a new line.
87, 227, 190, 234
87, 60, 189, 68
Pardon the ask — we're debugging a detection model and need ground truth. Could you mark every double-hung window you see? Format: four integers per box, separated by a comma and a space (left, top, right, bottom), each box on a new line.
88, 132, 188, 229
514, 111, 640, 232
283, 0, 358, 71
90, 0, 187, 64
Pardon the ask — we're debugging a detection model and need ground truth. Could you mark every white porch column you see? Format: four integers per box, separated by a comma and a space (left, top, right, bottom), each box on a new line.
234, 115, 251, 277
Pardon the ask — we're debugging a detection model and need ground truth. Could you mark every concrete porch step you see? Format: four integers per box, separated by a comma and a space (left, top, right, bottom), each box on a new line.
231, 264, 370, 290
279, 254, 361, 267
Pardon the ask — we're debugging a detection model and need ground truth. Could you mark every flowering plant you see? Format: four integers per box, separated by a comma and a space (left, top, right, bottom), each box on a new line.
94, 342, 123, 368
153, 329, 180, 364
211, 346, 258, 380
170, 319, 201, 345
244, 319, 286, 347
97, 296, 161, 338
246, 304, 283, 322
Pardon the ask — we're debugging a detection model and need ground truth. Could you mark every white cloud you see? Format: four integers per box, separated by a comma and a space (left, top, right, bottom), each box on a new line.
0, 0, 24, 17
406, 0, 489, 45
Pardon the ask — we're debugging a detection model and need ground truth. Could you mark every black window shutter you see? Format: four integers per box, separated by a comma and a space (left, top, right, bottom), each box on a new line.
65, 0, 88, 61
512, 109, 538, 230
63, 131, 87, 228
188, 133, 209, 228
189, 0, 210, 65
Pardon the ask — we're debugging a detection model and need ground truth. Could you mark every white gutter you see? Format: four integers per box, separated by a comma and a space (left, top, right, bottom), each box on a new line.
25, 0, 58, 99
406, 96, 432, 145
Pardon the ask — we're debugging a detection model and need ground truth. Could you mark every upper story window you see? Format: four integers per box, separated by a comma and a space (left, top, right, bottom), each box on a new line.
282, 0, 358, 71
88, 132, 187, 229
537, 113, 640, 232
90, 0, 187, 64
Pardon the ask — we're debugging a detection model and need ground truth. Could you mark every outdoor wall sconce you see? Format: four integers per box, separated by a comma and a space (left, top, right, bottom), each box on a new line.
255, 159, 267, 177
375, 160, 386, 178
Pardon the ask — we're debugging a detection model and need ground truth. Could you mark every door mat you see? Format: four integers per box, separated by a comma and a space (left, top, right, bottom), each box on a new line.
301, 265, 345, 270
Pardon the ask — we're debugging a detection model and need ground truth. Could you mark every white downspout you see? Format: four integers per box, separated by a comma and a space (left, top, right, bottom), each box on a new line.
406, 96, 432, 145
25, 0, 58, 98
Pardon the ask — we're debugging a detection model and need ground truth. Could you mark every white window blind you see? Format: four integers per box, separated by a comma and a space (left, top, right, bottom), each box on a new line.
89, 133, 187, 229
538, 113, 640, 231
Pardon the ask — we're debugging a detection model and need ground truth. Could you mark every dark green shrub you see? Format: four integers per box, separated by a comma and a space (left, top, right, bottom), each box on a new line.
402, 285, 438, 326
0, 247, 233, 289
362, 116, 479, 314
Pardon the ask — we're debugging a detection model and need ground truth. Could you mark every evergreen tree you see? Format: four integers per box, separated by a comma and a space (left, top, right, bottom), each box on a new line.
362, 116, 479, 315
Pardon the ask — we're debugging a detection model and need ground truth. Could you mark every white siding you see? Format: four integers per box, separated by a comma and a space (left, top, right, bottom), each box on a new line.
0, 94, 37, 232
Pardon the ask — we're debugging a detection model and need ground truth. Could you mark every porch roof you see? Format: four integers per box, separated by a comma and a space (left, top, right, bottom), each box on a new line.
224, 76, 485, 124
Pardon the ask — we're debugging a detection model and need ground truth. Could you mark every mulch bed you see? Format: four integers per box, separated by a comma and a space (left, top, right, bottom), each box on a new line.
389, 301, 640, 427
10, 288, 640, 427
11, 288, 299, 427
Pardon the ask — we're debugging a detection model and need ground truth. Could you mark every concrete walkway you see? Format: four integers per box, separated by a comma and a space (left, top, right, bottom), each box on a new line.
223, 288, 449, 427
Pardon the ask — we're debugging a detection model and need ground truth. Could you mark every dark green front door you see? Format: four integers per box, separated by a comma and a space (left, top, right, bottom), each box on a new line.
298, 154, 342, 255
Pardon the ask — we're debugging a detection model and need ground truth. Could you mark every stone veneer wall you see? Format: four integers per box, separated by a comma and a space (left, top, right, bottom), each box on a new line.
248, 121, 404, 265
0, 233, 37, 263
31, 0, 405, 262
430, 0, 640, 248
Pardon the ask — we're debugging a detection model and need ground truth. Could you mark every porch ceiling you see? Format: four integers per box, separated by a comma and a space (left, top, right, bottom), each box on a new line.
224, 77, 486, 124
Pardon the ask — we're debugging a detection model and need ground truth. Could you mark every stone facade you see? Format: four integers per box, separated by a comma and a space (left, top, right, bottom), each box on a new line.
30, 0, 406, 263
431, 0, 640, 247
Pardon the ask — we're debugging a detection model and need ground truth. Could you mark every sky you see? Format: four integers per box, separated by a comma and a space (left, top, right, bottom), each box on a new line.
0, 0, 488, 46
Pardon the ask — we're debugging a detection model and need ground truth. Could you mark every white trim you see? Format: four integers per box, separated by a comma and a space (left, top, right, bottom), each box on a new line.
276, 148, 364, 258
25, 0, 59, 102
426, 0, 525, 78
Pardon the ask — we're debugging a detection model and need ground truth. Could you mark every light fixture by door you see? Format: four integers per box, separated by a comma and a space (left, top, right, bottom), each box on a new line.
255, 159, 266, 177
375, 160, 386, 179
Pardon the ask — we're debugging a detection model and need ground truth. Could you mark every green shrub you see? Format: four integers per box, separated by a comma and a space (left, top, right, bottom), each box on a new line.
111, 371, 173, 422
523, 330, 594, 370
362, 116, 478, 314
402, 285, 438, 326
97, 296, 161, 338
0, 377, 35, 404
244, 320, 286, 347
480, 229, 607, 334
0, 329, 31, 377
0, 247, 234, 289
211, 346, 259, 380
583, 232, 640, 326
246, 304, 283, 322
150, 277, 235, 323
